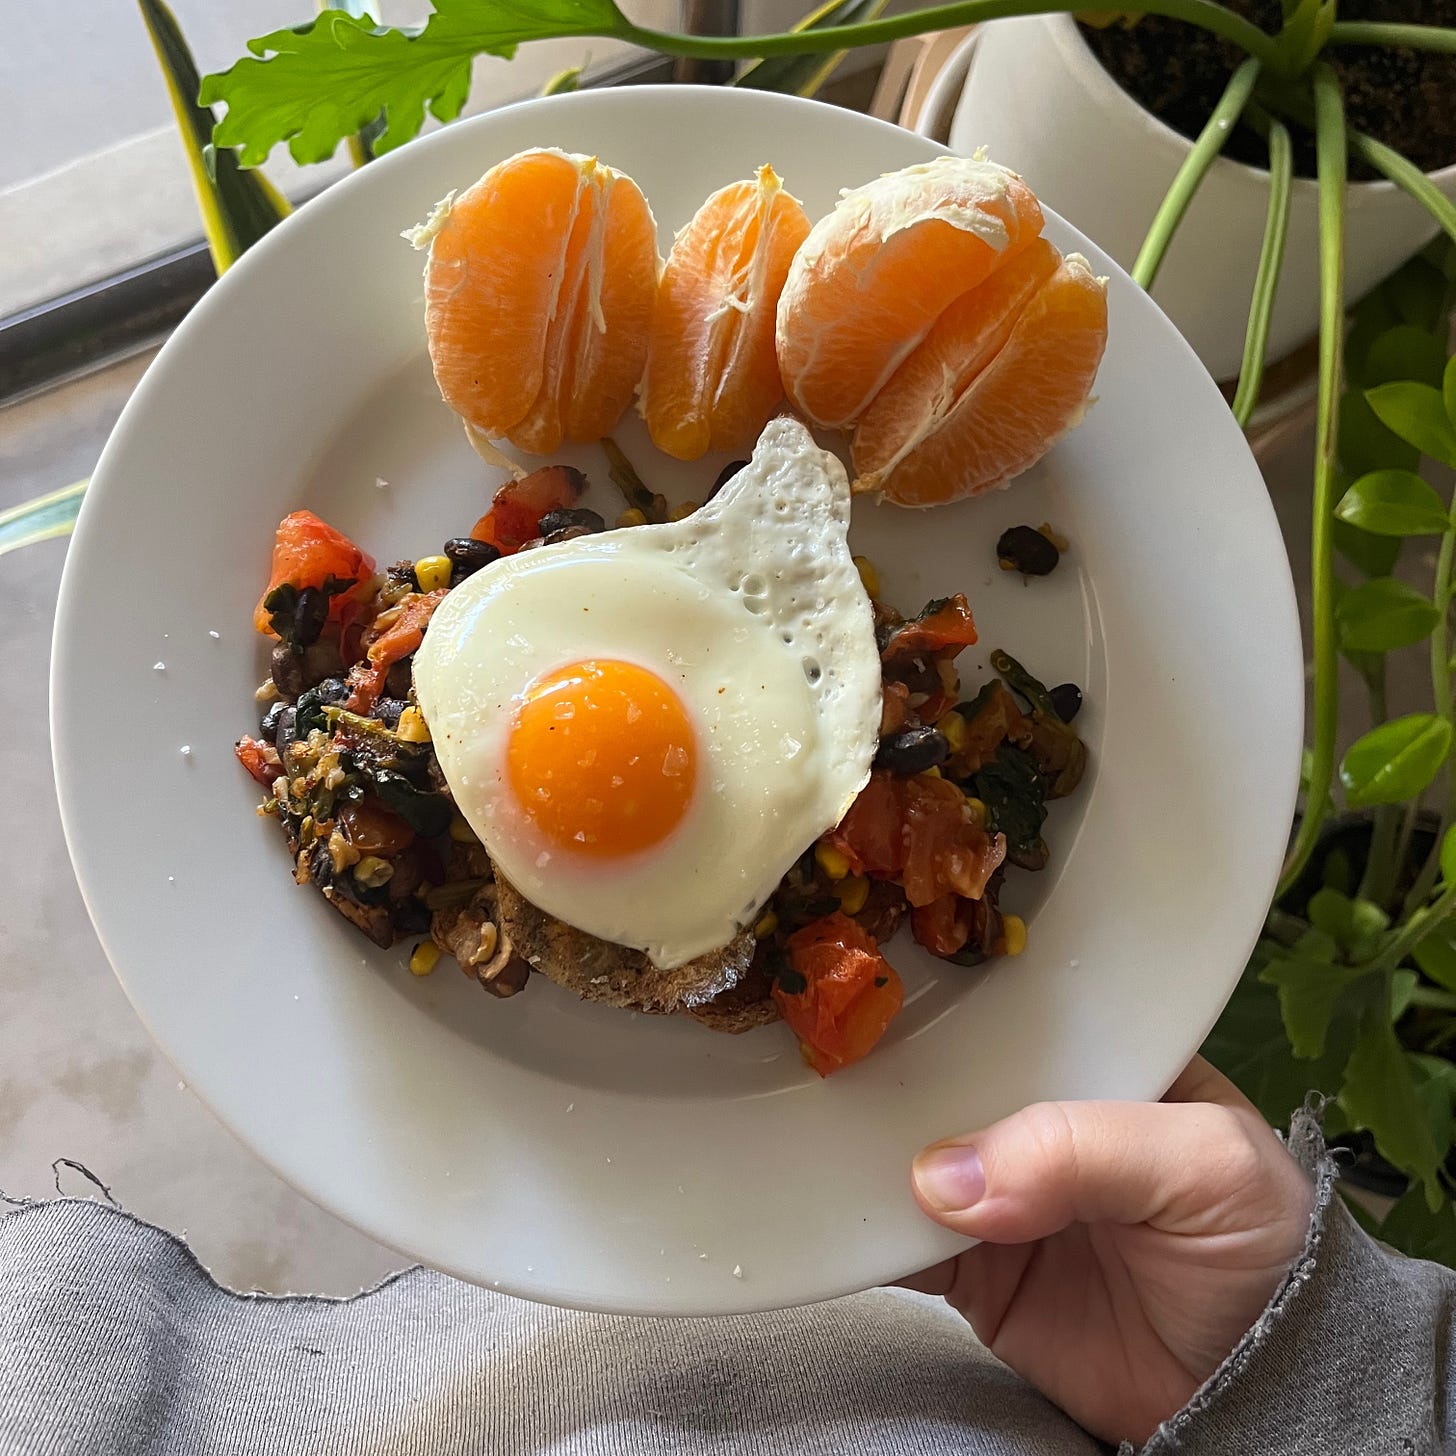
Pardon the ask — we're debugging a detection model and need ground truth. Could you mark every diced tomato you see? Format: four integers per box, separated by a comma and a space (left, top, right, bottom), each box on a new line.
253, 511, 375, 637
832, 770, 1007, 907
881, 594, 978, 667
911, 894, 974, 957
234, 736, 282, 787
344, 589, 447, 712
911, 893, 1004, 960
879, 681, 912, 736
774, 912, 904, 1077
469, 465, 586, 556
337, 799, 415, 855
959, 681, 1028, 772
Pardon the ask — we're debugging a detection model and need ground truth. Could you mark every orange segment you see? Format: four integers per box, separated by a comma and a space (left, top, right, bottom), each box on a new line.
775, 157, 1044, 430
418, 149, 659, 454
640, 165, 811, 461
853, 237, 1061, 488
853, 253, 1109, 507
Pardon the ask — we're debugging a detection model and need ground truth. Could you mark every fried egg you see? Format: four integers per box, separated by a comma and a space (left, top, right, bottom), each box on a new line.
414, 417, 881, 971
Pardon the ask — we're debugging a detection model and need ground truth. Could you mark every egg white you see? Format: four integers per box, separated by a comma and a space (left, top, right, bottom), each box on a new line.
414, 417, 881, 971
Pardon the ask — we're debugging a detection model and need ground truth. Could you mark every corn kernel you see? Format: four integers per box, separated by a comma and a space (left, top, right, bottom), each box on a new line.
413, 554, 452, 592
814, 841, 851, 881
920, 765, 942, 779
853, 555, 880, 599
836, 875, 869, 915
964, 796, 987, 825
448, 814, 479, 843
1002, 914, 1027, 956
753, 910, 778, 939
396, 706, 431, 743
936, 709, 968, 754
669, 500, 701, 521
409, 940, 442, 976
616, 507, 648, 529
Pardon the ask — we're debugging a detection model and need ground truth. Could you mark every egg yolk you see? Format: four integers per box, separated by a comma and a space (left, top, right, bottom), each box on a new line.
506, 659, 698, 857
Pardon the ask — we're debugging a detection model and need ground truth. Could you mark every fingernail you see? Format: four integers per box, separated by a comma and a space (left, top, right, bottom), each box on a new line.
913, 1145, 986, 1213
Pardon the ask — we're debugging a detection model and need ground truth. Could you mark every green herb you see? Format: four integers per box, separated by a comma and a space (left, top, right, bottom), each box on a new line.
971, 744, 1048, 870
362, 766, 454, 838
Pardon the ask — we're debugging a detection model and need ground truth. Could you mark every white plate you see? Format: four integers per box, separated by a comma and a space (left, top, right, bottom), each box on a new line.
52, 85, 1301, 1315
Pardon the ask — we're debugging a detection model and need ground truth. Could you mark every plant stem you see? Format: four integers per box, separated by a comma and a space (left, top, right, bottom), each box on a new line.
622, 0, 1281, 66
1131, 58, 1262, 289
1277, 64, 1346, 900
1373, 878, 1456, 976
1326, 21, 1456, 54
1350, 130, 1456, 247
1231, 115, 1293, 428
1397, 491, 1456, 914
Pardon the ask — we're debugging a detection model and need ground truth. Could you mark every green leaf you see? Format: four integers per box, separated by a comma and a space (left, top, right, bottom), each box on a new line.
1340, 713, 1453, 808
1259, 951, 1365, 1058
139, 0, 291, 272
1203, 959, 1356, 1129
1414, 930, 1456, 992
1339, 1011, 1445, 1208
1335, 469, 1450, 537
1386, 255, 1450, 334
1332, 515, 1402, 576
1306, 888, 1389, 958
1338, 390, 1419, 477
1393, 966, 1420, 1021
201, 0, 633, 167
735, 0, 887, 96
1335, 576, 1440, 653
1446, 354, 1456, 429
0, 479, 88, 557
1378, 1186, 1456, 1267
1444, 824, 1456, 886
1365, 324, 1449, 388
1367, 381, 1456, 468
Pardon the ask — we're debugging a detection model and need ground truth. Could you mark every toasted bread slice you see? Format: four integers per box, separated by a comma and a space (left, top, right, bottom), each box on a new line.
687, 954, 781, 1033
494, 873, 761, 1017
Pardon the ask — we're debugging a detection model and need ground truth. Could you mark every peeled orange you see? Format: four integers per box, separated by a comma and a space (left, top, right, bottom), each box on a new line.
775, 157, 1045, 431
640, 165, 810, 461
414, 149, 659, 455
853, 251, 1109, 506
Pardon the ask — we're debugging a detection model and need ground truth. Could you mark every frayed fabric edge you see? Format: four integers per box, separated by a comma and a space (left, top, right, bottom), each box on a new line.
0, 1164, 419, 1308
1125, 1096, 1339, 1455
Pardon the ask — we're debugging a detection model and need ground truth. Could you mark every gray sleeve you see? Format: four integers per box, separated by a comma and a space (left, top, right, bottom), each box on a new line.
1136, 1106, 1456, 1456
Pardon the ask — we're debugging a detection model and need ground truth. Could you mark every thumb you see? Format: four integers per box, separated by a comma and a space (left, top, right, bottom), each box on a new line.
911, 1097, 1257, 1243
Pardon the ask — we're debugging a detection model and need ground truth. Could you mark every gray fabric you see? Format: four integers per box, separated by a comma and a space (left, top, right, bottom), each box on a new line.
0, 1122, 1448, 1455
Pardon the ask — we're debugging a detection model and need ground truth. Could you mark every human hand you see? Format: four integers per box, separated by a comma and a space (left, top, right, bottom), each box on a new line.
901, 1057, 1313, 1447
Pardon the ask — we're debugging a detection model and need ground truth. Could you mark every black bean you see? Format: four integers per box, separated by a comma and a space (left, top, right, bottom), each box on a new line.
292, 587, 328, 647
392, 899, 432, 935
1049, 682, 1083, 722
444, 536, 501, 581
273, 704, 299, 757
875, 725, 950, 775
384, 657, 413, 699
386, 560, 421, 591
316, 677, 350, 706
270, 643, 306, 701
373, 697, 407, 729
708, 460, 749, 500
539, 507, 606, 540
996, 525, 1059, 576
259, 698, 287, 740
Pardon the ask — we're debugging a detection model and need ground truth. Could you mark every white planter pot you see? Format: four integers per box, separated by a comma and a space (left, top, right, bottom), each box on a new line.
948, 14, 1456, 381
